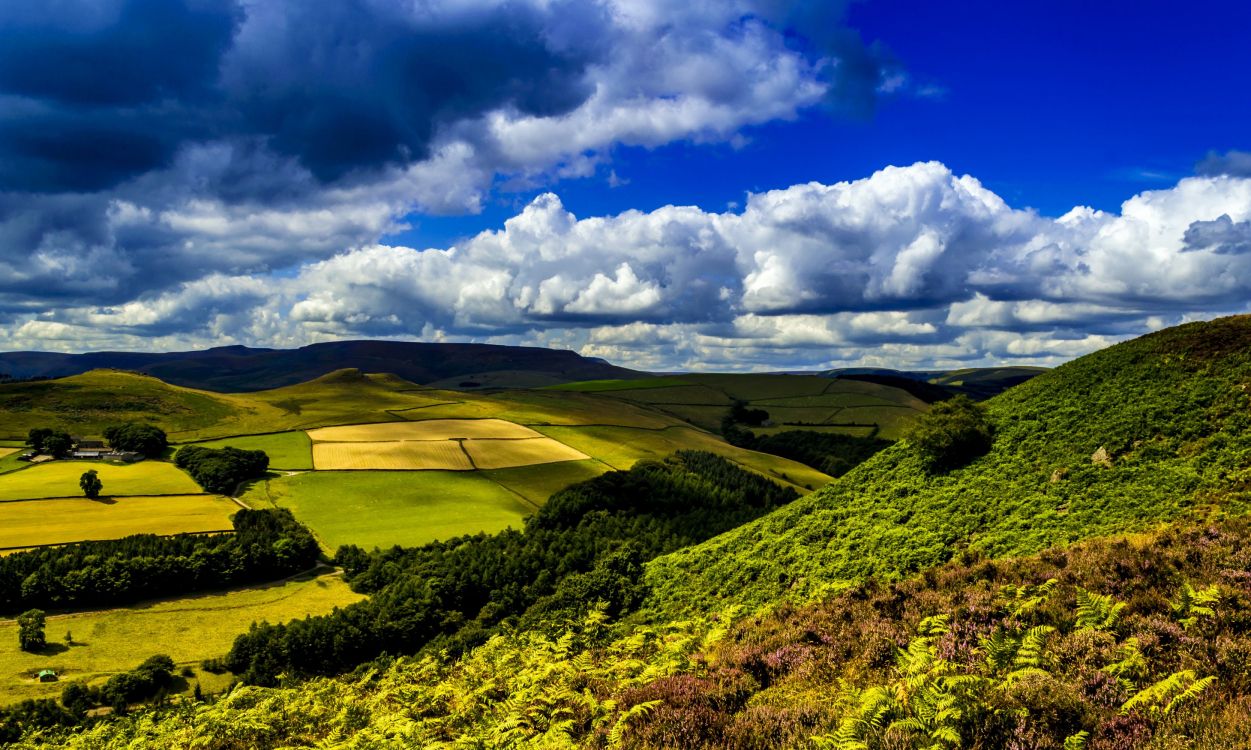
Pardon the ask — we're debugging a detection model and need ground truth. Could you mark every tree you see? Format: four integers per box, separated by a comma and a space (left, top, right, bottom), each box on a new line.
79, 470, 102, 500
103, 423, 168, 458
17, 609, 47, 652
27, 428, 72, 457
907, 395, 994, 472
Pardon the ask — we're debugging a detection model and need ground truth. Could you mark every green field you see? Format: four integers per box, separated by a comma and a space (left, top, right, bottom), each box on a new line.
189, 431, 313, 470
242, 470, 535, 551
481, 460, 608, 504
543, 377, 689, 392
534, 424, 831, 492
0, 572, 363, 704
0, 495, 236, 550
0, 461, 201, 501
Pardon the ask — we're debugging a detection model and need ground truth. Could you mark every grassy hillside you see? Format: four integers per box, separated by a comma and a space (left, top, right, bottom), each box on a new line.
645, 315, 1251, 616
547, 373, 929, 439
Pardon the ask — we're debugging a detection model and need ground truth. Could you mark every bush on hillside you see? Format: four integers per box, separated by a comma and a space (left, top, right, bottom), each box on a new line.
906, 394, 994, 472
103, 423, 168, 457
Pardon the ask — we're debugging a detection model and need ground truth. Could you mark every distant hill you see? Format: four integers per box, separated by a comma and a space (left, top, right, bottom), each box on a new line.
0, 341, 643, 392
824, 365, 1048, 401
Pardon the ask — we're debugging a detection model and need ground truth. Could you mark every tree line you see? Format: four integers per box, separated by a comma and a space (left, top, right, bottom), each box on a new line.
0, 509, 319, 614
224, 451, 797, 684
719, 404, 892, 478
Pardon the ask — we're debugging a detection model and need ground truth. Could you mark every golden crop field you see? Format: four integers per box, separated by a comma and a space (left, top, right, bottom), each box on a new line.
307, 418, 541, 442
462, 437, 590, 469
313, 440, 474, 470
0, 494, 236, 550
0, 448, 17, 459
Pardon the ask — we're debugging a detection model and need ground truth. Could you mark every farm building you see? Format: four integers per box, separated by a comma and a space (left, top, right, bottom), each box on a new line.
104, 451, 143, 463
36, 670, 57, 683
71, 450, 105, 460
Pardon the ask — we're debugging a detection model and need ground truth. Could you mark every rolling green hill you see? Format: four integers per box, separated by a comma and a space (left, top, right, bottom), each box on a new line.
644, 315, 1251, 616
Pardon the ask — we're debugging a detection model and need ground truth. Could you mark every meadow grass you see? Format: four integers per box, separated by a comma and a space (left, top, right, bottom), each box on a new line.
241, 470, 534, 551
404, 390, 680, 429
0, 495, 236, 550
0, 448, 17, 459
462, 437, 589, 469
533, 425, 831, 492
0, 572, 363, 704
0, 452, 25, 476
0, 461, 200, 501
308, 418, 540, 442
188, 431, 312, 470
312, 440, 474, 470
481, 460, 608, 505
542, 377, 690, 392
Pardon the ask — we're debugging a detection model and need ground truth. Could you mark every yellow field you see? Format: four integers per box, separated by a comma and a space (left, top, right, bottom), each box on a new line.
463, 437, 590, 470
0, 448, 16, 459
313, 440, 474, 470
0, 495, 236, 549
308, 418, 542, 442
0, 461, 201, 501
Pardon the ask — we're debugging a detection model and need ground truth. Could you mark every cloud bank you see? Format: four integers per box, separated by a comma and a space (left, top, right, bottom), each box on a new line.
7, 162, 1251, 371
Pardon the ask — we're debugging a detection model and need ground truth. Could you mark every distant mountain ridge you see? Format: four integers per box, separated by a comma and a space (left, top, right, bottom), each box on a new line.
0, 341, 643, 392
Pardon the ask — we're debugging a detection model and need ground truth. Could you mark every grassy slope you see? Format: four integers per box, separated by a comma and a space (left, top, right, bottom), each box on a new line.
0, 572, 362, 704
0, 461, 201, 501
188, 431, 313, 470
644, 315, 1251, 617
241, 470, 536, 551
0, 495, 235, 549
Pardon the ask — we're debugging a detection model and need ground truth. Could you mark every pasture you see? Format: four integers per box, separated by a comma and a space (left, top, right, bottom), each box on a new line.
0, 495, 236, 550
313, 440, 474, 470
190, 431, 313, 470
462, 437, 589, 469
0, 572, 363, 704
242, 470, 534, 550
481, 460, 608, 504
534, 424, 831, 492
0, 461, 201, 502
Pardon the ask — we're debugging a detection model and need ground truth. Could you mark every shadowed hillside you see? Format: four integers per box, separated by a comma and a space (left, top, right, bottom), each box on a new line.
0, 341, 643, 392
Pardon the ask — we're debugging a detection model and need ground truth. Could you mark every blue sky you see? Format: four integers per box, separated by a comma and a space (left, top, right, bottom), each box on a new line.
1, 1, 1249, 370
397, 0, 1251, 249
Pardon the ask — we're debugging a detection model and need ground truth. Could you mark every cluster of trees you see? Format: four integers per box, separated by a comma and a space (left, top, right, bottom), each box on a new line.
26, 428, 72, 457
16, 609, 45, 652
723, 423, 892, 478
0, 509, 318, 614
102, 423, 167, 457
173, 445, 269, 494
224, 451, 797, 684
905, 394, 994, 472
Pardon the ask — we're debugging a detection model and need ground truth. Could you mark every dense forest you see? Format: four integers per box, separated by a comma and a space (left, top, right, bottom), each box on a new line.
224, 451, 797, 684
0, 509, 318, 614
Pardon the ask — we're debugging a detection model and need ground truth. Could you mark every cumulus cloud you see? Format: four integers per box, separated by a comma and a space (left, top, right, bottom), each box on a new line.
8, 162, 1249, 370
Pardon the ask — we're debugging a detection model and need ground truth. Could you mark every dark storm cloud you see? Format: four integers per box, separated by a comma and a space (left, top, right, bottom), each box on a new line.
0, 0, 600, 192
1183, 214, 1251, 255
1196, 150, 1251, 178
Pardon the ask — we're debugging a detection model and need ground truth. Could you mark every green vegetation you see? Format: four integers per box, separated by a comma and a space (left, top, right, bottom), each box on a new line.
0, 572, 362, 706
25, 430, 71, 458
100, 423, 167, 458
481, 459, 608, 505
0, 509, 319, 614
188, 431, 312, 470
241, 470, 535, 552
906, 394, 994, 472
16, 611, 44, 653
173, 446, 268, 494
76, 470, 100, 500
225, 452, 797, 684
543, 376, 690, 392
0, 462, 200, 502
0, 495, 236, 550
645, 315, 1251, 616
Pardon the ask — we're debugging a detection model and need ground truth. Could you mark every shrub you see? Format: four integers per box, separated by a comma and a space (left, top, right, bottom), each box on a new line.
103, 423, 168, 457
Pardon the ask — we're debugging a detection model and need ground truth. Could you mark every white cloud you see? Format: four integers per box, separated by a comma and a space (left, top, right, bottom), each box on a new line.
5, 162, 1251, 371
